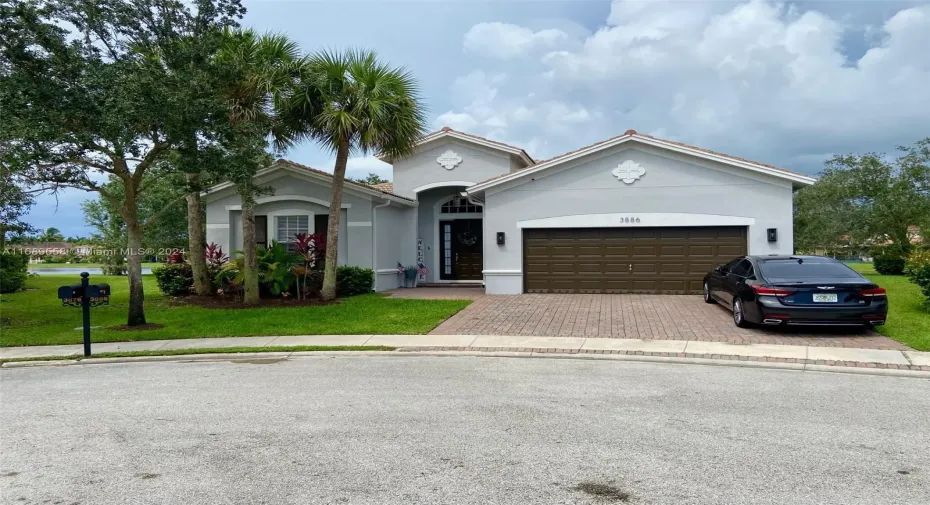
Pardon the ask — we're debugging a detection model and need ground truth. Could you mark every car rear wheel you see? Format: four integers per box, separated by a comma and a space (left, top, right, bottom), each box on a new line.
703, 282, 715, 304
732, 297, 750, 328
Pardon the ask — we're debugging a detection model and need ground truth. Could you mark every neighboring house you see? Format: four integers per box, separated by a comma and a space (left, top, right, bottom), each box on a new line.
203, 127, 816, 294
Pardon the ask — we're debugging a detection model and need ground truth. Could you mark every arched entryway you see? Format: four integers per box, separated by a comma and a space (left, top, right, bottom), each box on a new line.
437, 195, 483, 281
413, 185, 483, 284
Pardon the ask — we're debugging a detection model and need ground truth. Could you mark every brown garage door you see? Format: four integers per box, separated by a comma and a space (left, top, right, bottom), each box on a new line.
523, 227, 747, 294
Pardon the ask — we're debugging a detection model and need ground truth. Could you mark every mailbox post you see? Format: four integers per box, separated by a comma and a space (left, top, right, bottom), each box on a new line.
57, 272, 110, 357
79, 272, 91, 357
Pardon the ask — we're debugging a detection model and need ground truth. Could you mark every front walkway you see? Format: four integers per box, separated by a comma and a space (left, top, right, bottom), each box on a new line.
429, 293, 907, 350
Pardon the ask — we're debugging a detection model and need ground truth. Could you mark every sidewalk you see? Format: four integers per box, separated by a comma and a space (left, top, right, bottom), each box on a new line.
2, 335, 929, 372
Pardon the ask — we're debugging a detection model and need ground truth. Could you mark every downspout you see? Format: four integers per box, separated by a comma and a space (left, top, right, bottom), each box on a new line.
372, 199, 391, 291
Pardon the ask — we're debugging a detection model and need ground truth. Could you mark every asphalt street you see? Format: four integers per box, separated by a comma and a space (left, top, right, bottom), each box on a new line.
1, 355, 928, 505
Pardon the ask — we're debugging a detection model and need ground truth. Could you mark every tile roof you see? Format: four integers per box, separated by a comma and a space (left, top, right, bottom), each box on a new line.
274, 159, 413, 202
471, 129, 813, 188
368, 182, 394, 193
428, 126, 535, 163
534, 129, 810, 178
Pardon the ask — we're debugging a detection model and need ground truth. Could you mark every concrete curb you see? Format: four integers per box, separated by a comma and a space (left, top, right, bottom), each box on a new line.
3, 349, 929, 379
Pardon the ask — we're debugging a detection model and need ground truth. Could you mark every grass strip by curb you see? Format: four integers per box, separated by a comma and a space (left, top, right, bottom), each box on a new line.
0, 345, 397, 364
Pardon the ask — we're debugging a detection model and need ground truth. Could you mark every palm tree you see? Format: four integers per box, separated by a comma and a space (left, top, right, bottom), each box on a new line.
284, 49, 427, 300
38, 227, 64, 242
216, 29, 306, 304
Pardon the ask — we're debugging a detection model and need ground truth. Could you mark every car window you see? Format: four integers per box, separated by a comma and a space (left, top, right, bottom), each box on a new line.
730, 259, 751, 277
745, 263, 756, 279
724, 258, 743, 272
759, 260, 862, 281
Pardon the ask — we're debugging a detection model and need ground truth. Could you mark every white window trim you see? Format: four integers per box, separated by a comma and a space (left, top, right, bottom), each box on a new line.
267, 209, 314, 246
225, 195, 350, 211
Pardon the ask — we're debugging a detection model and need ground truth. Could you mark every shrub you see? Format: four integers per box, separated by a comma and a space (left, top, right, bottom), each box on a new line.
905, 250, 930, 301
0, 252, 29, 293
152, 263, 194, 296
872, 246, 907, 275
336, 266, 374, 297
214, 243, 299, 299
258, 242, 298, 297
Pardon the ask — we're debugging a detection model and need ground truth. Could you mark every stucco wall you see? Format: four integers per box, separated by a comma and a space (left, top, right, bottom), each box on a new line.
482, 144, 795, 294
393, 140, 512, 199
205, 173, 389, 274
373, 204, 417, 290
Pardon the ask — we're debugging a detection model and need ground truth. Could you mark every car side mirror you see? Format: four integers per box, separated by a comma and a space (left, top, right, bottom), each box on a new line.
714, 264, 727, 274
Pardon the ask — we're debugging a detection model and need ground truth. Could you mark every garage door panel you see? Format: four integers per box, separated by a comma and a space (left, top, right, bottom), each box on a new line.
718, 245, 745, 256
659, 262, 685, 274
523, 226, 746, 294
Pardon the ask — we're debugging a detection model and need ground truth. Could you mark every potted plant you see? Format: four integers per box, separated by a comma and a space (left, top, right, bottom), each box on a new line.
396, 263, 419, 287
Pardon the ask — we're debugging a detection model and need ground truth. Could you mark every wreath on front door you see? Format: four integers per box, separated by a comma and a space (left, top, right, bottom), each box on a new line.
457, 230, 477, 247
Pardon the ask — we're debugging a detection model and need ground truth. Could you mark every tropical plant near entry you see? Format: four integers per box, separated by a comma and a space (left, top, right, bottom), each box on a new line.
213, 242, 299, 299
206, 242, 229, 268
283, 49, 428, 301
258, 242, 299, 296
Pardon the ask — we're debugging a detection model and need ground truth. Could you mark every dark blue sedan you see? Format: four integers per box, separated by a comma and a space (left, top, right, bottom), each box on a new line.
703, 255, 888, 329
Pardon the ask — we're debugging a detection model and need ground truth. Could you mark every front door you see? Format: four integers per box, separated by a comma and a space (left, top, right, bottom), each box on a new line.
439, 219, 483, 280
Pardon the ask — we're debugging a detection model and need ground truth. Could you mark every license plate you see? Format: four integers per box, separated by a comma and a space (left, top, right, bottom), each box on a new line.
813, 293, 838, 303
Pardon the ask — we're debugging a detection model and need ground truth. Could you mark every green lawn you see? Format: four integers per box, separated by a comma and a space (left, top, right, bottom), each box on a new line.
0, 275, 471, 347
846, 262, 930, 351
27, 262, 161, 270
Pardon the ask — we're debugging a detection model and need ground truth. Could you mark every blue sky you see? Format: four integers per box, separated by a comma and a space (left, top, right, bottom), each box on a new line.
25, 0, 930, 237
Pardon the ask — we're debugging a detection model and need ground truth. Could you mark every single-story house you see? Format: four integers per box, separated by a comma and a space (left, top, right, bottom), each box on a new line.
204, 127, 816, 294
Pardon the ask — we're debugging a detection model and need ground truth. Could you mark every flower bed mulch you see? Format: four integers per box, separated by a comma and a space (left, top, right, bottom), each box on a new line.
168, 295, 338, 310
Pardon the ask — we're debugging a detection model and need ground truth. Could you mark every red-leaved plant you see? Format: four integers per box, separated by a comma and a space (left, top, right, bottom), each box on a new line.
165, 250, 184, 264
293, 232, 326, 300
205, 242, 228, 269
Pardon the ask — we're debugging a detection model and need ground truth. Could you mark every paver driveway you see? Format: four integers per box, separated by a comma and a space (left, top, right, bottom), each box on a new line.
421, 292, 907, 350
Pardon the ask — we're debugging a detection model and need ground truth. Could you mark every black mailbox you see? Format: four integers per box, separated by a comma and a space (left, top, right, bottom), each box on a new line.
58, 284, 84, 300
85, 283, 110, 298
58, 272, 107, 357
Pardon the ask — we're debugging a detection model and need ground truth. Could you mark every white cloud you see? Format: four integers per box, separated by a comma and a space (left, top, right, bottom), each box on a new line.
434, 111, 480, 131
463, 22, 570, 59
345, 156, 393, 182
446, 0, 930, 171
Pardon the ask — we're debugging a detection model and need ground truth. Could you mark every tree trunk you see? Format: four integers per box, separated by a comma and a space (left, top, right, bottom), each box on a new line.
124, 185, 147, 326
186, 174, 210, 296
321, 139, 350, 301
240, 184, 260, 304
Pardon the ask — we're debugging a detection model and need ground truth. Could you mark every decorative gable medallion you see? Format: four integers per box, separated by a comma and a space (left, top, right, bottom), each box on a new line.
612, 160, 646, 184
436, 150, 463, 170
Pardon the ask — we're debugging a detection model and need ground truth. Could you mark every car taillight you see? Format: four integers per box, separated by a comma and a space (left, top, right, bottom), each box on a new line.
751, 285, 795, 296
858, 287, 887, 298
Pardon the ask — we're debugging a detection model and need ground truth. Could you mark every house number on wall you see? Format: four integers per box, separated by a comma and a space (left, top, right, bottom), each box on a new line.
436, 150, 463, 170
612, 160, 646, 184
